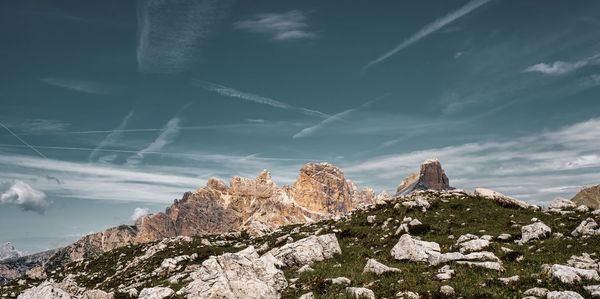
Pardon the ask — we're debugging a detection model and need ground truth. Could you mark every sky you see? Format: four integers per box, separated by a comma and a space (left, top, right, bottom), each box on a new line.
1, 0, 600, 254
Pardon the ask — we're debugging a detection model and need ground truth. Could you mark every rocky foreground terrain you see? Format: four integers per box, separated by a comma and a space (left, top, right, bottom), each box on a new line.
2, 159, 600, 298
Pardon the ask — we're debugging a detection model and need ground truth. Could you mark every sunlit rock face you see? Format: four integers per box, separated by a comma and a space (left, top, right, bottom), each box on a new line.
397, 158, 452, 195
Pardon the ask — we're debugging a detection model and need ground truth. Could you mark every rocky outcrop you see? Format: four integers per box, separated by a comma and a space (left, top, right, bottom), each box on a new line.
179, 246, 287, 298
550, 197, 577, 209
572, 185, 600, 209
396, 158, 452, 195
391, 234, 440, 262
17, 281, 71, 299
363, 258, 400, 275
266, 234, 341, 268
519, 222, 551, 244
0, 249, 57, 284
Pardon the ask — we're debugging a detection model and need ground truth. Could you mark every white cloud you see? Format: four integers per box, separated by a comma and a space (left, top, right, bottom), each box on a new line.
136, 0, 232, 74
363, 0, 492, 71
344, 118, 600, 205
7, 119, 70, 134
234, 10, 316, 41
192, 79, 328, 118
126, 117, 181, 166
89, 111, 134, 163
130, 207, 150, 221
1, 180, 49, 214
41, 77, 122, 95
522, 53, 600, 75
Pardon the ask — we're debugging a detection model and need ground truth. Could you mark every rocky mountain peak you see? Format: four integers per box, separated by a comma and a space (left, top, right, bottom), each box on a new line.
206, 177, 228, 193
257, 169, 272, 182
397, 158, 452, 195
572, 184, 600, 209
0, 242, 23, 261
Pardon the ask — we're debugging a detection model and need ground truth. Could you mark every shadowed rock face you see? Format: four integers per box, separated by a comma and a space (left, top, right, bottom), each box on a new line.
572, 185, 600, 209
397, 158, 452, 195
35, 163, 375, 275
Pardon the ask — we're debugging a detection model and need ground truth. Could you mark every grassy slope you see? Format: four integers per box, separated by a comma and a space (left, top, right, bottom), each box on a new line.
2, 192, 598, 298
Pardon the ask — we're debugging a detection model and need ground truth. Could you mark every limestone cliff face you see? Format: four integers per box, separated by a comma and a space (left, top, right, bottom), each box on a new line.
396, 158, 452, 195
39, 163, 376, 272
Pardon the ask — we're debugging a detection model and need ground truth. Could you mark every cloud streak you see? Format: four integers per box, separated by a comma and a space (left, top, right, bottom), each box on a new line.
0, 121, 47, 158
293, 94, 389, 138
41, 77, 122, 95
522, 53, 600, 75
136, 0, 231, 74
126, 117, 181, 166
363, 0, 492, 71
89, 111, 134, 163
192, 80, 328, 118
1, 180, 49, 214
234, 10, 316, 41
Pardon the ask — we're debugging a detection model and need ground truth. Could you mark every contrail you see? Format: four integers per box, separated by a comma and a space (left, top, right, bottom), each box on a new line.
89, 111, 134, 162
0, 121, 47, 158
362, 0, 492, 72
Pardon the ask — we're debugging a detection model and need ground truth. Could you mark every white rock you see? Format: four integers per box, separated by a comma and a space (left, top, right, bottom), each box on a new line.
297, 265, 314, 273
346, 287, 375, 299
572, 218, 600, 237
367, 215, 376, 224
550, 197, 577, 209
298, 292, 315, 299
396, 290, 420, 298
459, 239, 490, 254
455, 234, 478, 244
523, 287, 548, 297
547, 290, 584, 299
436, 265, 454, 280
567, 253, 598, 270
391, 234, 440, 262
180, 246, 287, 298
327, 277, 351, 285
519, 222, 551, 244
498, 275, 519, 284
267, 234, 341, 267
17, 281, 71, 299
408, 219, 422, 226
455, 261, 503, 271
474, 188, 529, 209
576, 205, 590, 212
440, 285, 455, 296
363, 258, 401, 275
428, 251, 500, 266
138, 287, 174, 299
497, 233, 512, 241
549, 264, 600, 284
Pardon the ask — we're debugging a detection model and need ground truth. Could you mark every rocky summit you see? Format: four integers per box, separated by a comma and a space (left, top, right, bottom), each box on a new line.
396, 158, 452, 196
2, 158, 600, 299
572, 185, 600, 210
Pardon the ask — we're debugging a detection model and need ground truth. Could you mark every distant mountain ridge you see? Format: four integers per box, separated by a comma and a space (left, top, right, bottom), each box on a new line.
0, 243, 23, 262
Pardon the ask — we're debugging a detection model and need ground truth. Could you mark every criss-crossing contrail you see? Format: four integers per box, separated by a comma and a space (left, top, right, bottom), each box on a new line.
0, 121, 47, 158
362, 0, 492, 72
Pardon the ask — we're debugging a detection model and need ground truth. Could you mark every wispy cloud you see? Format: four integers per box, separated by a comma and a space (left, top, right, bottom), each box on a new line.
234, 10, 316, 41
1, 180, 49, 214
136, 0, 232, 74
362, 0, 492, 71
6, 119, 70, 134
130, 207, 150, 221
522, 53, 600, 75
89, 111, 134, 163
192, 79, 328, 117
126, 117, 181, 166
293, 94, 389, 139
41, 77, 122, 95
345, 118, 600, 205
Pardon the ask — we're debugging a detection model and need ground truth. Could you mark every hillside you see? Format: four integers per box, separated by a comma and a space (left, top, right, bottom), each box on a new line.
3, 189, 600, 298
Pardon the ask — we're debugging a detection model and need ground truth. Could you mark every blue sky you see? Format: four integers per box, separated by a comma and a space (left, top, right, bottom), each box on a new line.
1, 0, 600, 253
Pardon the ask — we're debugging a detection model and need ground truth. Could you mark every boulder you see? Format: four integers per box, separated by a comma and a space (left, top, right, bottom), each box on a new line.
523, 287, 548, 297
346, 287, 376, 299
267, 234, 341, 268
363, 258, 400, 275
391, 234, 440, 262
396, 291, 420, 298
17, 281, 71, 299
327, 277, 351, 285
584, 285, 600, 297
547, 291, 584, 299
519, 222, 551, 244
549, 264, 600, 284
180, 246, 287, 298
572, 218, 600, 237
458, 239, 490, 254
298, 292, 315, 299
550, 197, 577, 209
436, 265, 454, 280
138, 287, 174, 299
567, 253, 599, 270
474, 188, 529, 209
440, 285, 455, 296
